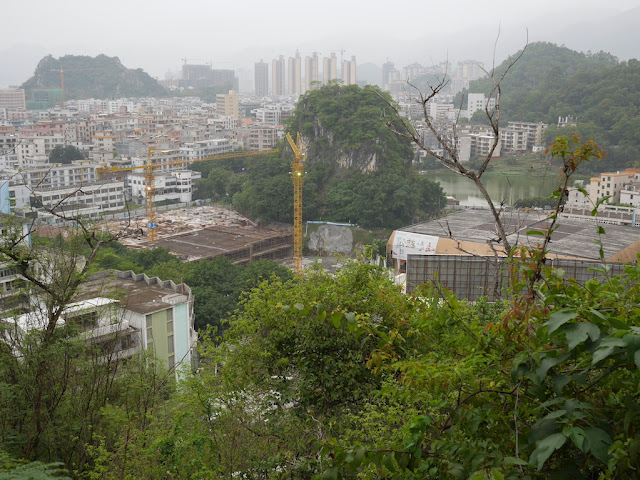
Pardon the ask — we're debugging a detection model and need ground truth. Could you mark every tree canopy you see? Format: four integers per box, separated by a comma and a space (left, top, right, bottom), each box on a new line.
224, 84, 446, 228
48, 145, 84, 164
88, 242, 293, 332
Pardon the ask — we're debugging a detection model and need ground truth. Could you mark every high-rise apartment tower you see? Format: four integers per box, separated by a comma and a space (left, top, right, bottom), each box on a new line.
304, 52, 319, 92
272, 55, 286, 96
254, 60, 269, 97
288, 51, 302, 95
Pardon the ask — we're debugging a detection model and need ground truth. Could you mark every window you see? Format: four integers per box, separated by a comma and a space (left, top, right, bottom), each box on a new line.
146, 314, 154, 349
73, 311, 98, 329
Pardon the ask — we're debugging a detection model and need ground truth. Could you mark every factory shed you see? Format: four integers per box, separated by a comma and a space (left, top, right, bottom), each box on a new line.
389, 210, 640, 299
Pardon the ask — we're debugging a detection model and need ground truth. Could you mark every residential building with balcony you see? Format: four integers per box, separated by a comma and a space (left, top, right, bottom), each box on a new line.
249, 126, 279, 151
4, 270, 196, 379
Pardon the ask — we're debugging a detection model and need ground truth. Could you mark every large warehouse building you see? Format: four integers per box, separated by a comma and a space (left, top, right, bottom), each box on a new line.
389, 210, 640, 299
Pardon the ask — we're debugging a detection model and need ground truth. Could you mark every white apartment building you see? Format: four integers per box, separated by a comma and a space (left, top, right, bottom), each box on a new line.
304, 52, 319, 92
180, 138, 233, 161
127, 170, 200, 204
126, 148, 186, 175
342, 56, 357, 86
4, 270, 196, 379
272, 56, 286, 96
465, 93, 496, 119
401, 63, 428, 81
16, 161, 97, 190
620, 175, 640, 207
0, 216, 30, 299
90, 133, 120, 162
253, 106, 282, 126
323, 53, 338, 84
0, 134, 19, 169
288, 52, 302, 95
17, 134, 65, 167
207, 116, 238, 131
0, 90, 26, 111
506, 121, 547, 149
469, 133, 501, 158
589, 170, 636, 204
249, 126, 279, 151
427, 102, 456, 121
457, 60, 485, 81
566, 186, 593, 209
216, 90, 239, 119
30, 180, 126, 222
500, 128, 529, 153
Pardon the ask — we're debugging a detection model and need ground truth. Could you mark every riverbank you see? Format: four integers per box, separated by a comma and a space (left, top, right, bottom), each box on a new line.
421, 152, 557, 177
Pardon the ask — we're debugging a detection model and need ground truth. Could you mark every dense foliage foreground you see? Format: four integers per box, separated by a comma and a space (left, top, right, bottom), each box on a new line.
5, 256, 635, 479
152, 257, 638, 480
1, 130, 638, 478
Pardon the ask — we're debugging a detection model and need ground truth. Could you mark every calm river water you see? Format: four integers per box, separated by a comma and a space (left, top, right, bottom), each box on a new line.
431, 172, 570, 207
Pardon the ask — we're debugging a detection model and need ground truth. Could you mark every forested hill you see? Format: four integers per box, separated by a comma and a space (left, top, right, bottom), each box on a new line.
205, 85, 446, 229
277, 85, 444, 228
21, 54, 168, 100
465, 42, 640, 171
287, 84, 414, 173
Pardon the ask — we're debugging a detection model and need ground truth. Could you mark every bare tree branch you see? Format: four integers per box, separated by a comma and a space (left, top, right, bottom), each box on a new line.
379, 35, 529, 256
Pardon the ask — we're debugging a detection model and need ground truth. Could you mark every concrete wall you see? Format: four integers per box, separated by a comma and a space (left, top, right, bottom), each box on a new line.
308, 225, 353, 255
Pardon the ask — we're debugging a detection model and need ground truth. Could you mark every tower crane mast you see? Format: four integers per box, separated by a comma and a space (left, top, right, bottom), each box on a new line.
145, 147, 158, 243
286, 132, 305, 276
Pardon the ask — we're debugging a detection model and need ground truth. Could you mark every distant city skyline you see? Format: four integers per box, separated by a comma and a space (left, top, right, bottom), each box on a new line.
1, 0, 640, 88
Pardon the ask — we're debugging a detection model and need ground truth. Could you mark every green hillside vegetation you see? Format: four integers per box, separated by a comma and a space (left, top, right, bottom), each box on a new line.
48, 145, 85, 164
86, 241, 293, 333
461, 42, 640, 172
193, 85, 446, 229
2, 138, 640, 478
21, 54, 168, 100
9, 258, 637, 479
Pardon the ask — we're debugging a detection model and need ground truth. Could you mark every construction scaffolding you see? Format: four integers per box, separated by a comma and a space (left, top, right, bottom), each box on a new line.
406, 255, 626, 301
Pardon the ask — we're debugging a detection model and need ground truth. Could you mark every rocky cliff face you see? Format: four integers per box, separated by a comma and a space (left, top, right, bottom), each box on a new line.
288, 84, 414, 174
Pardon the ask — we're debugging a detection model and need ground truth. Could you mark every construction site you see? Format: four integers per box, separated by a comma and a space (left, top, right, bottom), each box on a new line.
109, 205, 293, 264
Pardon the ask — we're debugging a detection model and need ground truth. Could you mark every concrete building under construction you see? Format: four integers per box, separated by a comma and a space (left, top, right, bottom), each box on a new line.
147, 225, 293, 264
112, 205, 294, 265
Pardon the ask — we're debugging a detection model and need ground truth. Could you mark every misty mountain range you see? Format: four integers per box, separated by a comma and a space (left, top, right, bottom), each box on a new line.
1, 6, 639, 89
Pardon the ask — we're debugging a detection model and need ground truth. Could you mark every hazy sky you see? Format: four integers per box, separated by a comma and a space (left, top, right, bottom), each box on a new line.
2, 0, 639, 86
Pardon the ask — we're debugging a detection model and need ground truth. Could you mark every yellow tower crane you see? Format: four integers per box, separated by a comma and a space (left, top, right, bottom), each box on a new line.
96, 149, 279, 243
145, 147, 158, 243
286, 132, 305, 276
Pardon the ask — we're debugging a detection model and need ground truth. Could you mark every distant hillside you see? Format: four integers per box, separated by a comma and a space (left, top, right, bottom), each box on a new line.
462, 42, 640, 172
21, 54, 167, 100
